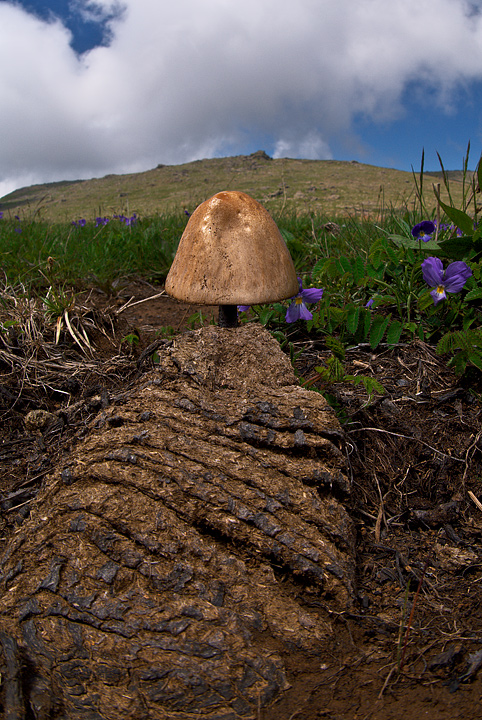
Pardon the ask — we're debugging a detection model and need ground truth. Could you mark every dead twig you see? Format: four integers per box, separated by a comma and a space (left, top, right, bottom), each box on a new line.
468, 490, 482, 512
115, 290, 167, 315
347, 427, 465, 462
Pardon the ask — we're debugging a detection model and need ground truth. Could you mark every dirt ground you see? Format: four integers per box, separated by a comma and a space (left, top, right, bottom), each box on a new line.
1, 279, 482, 719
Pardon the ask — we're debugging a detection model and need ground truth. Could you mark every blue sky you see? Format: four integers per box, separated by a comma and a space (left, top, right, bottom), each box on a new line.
16, 0, 110, 53
1, 0, 482, 197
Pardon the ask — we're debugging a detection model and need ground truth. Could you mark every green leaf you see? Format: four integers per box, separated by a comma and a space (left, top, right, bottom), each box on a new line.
385, 244, 402, 263
258, 308, 275, 325
433, 189, 475, 236
315, 356, 345, 382
312, 257, 331, 276
279, 229, 295, 242
325, 335, 346, 361
437, 234, 482, 260
437, 328, 482, 355
327, 306, 345, 331
365, 262, 384, 280
418, 291, 435, 311
386, 320, 403, 345
369, 313, 391, 350
464, 287, 482, 302
346, 305, 360, 335
353, 256, 366, 285
348, 375, 386, 399
477, 154, 482, 196
271, 330, 287, 346
468, 351, 482, 372
337, 256, 353, 275
388, 233, 410, 246
389, 234, 441, 252
448, 352, 468, 375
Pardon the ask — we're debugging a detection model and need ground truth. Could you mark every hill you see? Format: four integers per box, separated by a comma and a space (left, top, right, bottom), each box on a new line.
0, 151, 470, 222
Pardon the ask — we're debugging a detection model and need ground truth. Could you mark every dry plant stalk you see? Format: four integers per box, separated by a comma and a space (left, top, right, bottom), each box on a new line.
0, 280, 135, 407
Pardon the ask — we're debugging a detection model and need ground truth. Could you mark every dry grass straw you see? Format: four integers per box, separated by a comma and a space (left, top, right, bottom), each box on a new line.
0, 279, 136, 411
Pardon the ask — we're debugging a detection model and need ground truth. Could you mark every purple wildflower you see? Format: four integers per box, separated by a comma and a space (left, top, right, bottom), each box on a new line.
114, 213, 137, 226
421, 256, 472, 304
411, 220, 435, 242
124, 213, 137, 226
436, 222, 463, 237
286, 278, 323, 322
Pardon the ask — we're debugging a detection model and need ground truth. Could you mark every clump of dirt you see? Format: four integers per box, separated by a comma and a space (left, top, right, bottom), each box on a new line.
1, 282, 482, 719
0, 324, 357, 719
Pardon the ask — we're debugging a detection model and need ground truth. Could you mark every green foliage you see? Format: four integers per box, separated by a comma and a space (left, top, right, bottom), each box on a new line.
121, 332, 140, 348
2, 147, 482, 384
0, 213, 186, 288
436, 327, 482, 374
313, 336, 385, 407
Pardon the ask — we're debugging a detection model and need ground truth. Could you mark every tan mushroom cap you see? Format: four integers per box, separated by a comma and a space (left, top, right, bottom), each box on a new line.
165, 190, 299, 305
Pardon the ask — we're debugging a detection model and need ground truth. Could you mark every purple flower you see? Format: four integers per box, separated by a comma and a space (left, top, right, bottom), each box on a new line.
436, 222, 463, 237
124, 213, 137, 226
72, 218, 86, 228
421, 256, 472, 304
95, 216, 110, 227
238, 305, 250, 313
114, 213, 137, 226
411, 220, 435, 242
286, 278, 323, 322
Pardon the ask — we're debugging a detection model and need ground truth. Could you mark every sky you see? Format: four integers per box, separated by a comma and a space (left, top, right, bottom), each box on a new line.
2, 0, 482, 198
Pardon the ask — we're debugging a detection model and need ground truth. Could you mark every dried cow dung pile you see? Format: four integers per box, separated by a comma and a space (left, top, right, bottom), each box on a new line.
0, 324, 355, 720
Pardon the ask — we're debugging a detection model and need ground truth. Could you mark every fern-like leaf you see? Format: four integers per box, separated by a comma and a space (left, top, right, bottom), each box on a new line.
369, 314, 392, 350
437, 328, 482, 355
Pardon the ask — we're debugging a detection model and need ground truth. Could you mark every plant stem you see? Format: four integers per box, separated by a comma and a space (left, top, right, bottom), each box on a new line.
218, 304, 238, 327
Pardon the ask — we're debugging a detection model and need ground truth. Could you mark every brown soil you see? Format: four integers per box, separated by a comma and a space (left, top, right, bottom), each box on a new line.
1, 281, 482, 719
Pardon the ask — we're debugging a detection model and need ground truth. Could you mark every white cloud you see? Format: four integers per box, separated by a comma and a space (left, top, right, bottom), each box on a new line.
273, 133, 333, 161
2, 0, 482, 194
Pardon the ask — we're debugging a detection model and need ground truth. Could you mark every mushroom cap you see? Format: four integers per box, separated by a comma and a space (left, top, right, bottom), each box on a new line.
165, 190, 299, 305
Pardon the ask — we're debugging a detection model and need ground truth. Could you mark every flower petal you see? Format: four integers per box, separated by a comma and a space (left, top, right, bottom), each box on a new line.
285, 301, 313, 322
443, 261, 472, 294
430, 287, 446, 304
297, 303, 314, 321
421, 257, 443, 287
285, 302, 301, 323
412, 220, 435, 239
300, 287, 323, 303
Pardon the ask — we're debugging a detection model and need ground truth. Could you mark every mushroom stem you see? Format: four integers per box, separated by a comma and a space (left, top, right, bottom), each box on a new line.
218, 304, 238, 328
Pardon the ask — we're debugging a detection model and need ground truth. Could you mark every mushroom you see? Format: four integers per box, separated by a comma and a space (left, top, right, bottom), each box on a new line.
165, 190, 299, 327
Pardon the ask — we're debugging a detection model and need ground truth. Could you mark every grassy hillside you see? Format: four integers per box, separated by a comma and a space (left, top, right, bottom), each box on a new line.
0, 151, 471, 223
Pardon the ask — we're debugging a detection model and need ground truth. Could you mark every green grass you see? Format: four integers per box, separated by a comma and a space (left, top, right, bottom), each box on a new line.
0, 152, 470, 223
0, 206, 402, 290
2, 148, 482, 385
0, 213, 187, 288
